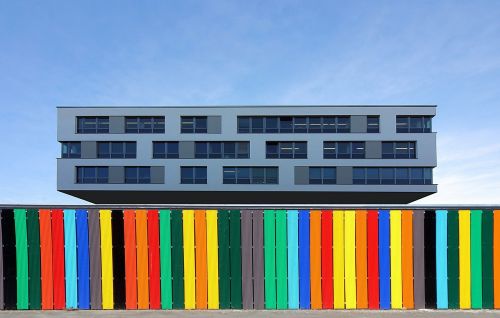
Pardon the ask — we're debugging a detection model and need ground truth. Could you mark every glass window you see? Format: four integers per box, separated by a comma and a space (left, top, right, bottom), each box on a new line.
181, 166, 207, 184
61, 142, 81, 158
323, 167, 336, 184
308, 117, 322, 133
366, 168, 380, 184
97, 142, 136, 158
252, 167, 265, 184
153, 141, 179, 158
209, 142, 222, 159
423, 117, 432, 133
424, 168, 433, 184
381, 168, 395, 184
237, 142, 250, 158
125, 167, 151, 184
265, 117, 278, 133
265, 167, 279, 184
266, 141, 307, 159
181, 116, 207, 133
125, 117, 164, 133
223, 142, 235, 159
395, 142, 409, 159
322, 117, 336, 133
337, 116, 350, 133
237, 167, 250, 184
181, 166, 194, 183
353, 168, 365, 184
279, 117, 293, 133
293, 117, 307, 133
410, 167, 424, 184
111, 142, 123, 158
309, 167, 322, 184
410, 117, 423, 133
77, 166, 108, 183
382, 142, 394, 159
223, 167, 277, 184
77, 117, 109, 134
367, 116, 380, 133
294, 142, 307, 159
280, 142, 293, 158
338, 142, 350, 159
351, 142, 365, 159
238, 117, 250, 133
396, 116, 409, 133
323, 141, 337, 159
266, 142, 279, 159
396, 167, 409, 184
195, 142, 208, 158
223, 167, 236, 184
153, 142, 165, 158
195, 117, 207, 133
195, 167, 207, 184
98, 142, 110, 158
252, 117, 264, 133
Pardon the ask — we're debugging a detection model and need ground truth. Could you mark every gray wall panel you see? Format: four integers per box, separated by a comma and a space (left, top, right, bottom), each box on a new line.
351, 115, 367, 133
88, 209, 102, 309
207, 116, 222, 134
81, 141, 97, 159
365, 141, 382, 159
413, 210, 425, 309
241, 211, 253, 309
179, 141, 195, 159
151, 166, 165, 184
337, 166, 353, 185
109, 116, 125, 134
108, 166, 124, 184
294, 166, 309, 185
252, 210, 264, 309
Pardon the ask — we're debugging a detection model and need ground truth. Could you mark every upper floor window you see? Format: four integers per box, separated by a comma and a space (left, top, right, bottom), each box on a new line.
396, 116, 432, 133
323, 141, 365, 159
382, 141, 416, 159
97, 141, 136, 158
266, 141, 307, 159
181, 116, 207, 133
353, 167, 432, 185
61, 142, 81, 158
77, 117, 109, 134
223, 166, 278, 184
181, 166, 207, 184
153, 141, 179, 158
125, 166, 151, 184
76, 166, 108, 183
195, 141, 249, 159
237, 116, 351, 133
309, 167, 336, 184
367, 116, 380, 133
125, 116, 165, 133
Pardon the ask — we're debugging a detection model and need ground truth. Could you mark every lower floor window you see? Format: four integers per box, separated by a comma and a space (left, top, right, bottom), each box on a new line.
125, 167, 151, 184
76, 166, 108, 183
181, 166, 207, 184
223, 166, 278, 184
353, 167, 432, 185
309, 167, 336, 184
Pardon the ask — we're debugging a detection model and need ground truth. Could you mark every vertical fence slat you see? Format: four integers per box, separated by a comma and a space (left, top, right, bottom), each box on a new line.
494, 210, 500, 309
194, 210, 208, 309
287, 210, 299, 309
111, 210, 125, 309
424, 210, 436, 309
310, 210, 322, 309
26, 209, 41, 309
345, 210, 357, 309
100, 209, 114, 309
298, 210, 310, 309
436, 210, 448, 309
390, 210, 402, 309
401, 210, 414, 309
333, 210, 345, 309
321, 210, 333, 309
367, 210, 379, 309
88, 209, 102, 309
1, 210, 17, 310
264, 209, 276, 309
148, 210, 161, 309
76, 209, 90, 309
136, 210, 149, 309
413, 210, 425, 309
171, 210, 184, 309
64, 209, 78, 309
229, 210, 242, 309
182, 209, 195, 309
206, 209, 219, 309
276, 209, 288, 309
159, 209, 173, 309
217, 210, 230, 309
447, 210, 459, 309
378, 210, 390, 310
0, 211, 3, 310
241, 211, 253, 309
124, 210, 137, 310
482, 210, 493, 309
355, 210, 368, 309
14, 208, 29, 309
459, 209, 471, 309
52, 209, 66, 310
252, 210, 265, 310
471, 209, 483, 308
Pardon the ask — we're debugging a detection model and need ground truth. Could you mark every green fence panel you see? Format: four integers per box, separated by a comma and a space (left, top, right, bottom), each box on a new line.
264, 210, 277, 309
447, 210, 459, 309
159, 210, 172, 309
229, 210, 242, 308
218, 210, 231, 309
482, 210, 493, 308
14, 209, 29, 310
470, 210, 483, 308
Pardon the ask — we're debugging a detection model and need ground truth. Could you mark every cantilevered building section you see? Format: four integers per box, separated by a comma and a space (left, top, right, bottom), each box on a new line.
57, 105, 437, 203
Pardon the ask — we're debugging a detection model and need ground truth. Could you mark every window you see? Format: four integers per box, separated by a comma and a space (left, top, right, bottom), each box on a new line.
77, 117, 109, 133
397, 116, 432, 133
181, 116, 207, 133
97, 142, 136, 158
382, 141, 416, 159
153, 141, 179, 158
195, 141, 250, 159
323, 141, 365, 159
266, 141, 307, 159
352, 167, 433, 185
125, 167, 151, 184
223, 167, 278, 184
125, 116, 164, 133
76, 166, 108, 183
61, 142, 81, 158
181, 166, 207, 184
237, 116, 351, 133
309, 167, 336, 184
367, 116, 380, 133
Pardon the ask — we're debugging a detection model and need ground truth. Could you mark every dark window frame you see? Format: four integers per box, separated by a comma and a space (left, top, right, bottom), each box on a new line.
323, 141, 365, 159
97, 141, 136, 159
180, 166, 207, 184
237, 116, 352, 133
124, 166, 151, 184
396, 116, 432, 133
152, 141, 179, 158
125, 116, 165, 134
352, 167, 433, 185
76, 116, 109, 134
61, 141, 81, 158
309, 167, 336, 184
76, 166, 108, 184
223, 166, 279, 184
195, 141, 250, 159
381, 141, 417, 159
181, 116, 208, 133
266, 141, 307, 159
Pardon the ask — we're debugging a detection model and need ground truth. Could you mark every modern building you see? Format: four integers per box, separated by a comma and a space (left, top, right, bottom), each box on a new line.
57, 105, 437, 203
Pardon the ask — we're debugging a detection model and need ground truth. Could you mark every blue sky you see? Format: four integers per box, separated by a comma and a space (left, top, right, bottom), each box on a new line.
0, 0, 499, 204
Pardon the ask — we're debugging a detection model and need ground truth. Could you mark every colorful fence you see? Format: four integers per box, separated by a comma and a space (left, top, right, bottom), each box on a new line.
0, 208, 499, 310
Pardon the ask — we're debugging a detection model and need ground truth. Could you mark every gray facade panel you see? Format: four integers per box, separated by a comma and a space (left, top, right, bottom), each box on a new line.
109, 116, 125, 134
81, 141, 97, 159
294, 166, 309, 185
108, 166, 124, 184
151, 166, 165, 184
179, 141, 195, 159
351, 115, 367, 133
365, 141, 382, 159
207, 116, 222, 134
337, 166, 353, 185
